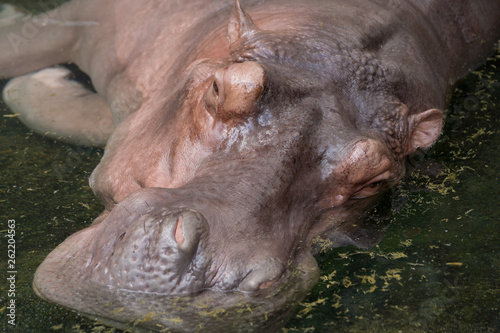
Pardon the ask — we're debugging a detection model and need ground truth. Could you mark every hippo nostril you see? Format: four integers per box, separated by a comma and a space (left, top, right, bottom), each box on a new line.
238, 258, 285, 292
173, 209, 208, 254
174, 215, 184, 245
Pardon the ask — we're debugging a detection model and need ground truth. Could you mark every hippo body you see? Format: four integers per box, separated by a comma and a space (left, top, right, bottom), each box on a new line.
1, 0, 500, 332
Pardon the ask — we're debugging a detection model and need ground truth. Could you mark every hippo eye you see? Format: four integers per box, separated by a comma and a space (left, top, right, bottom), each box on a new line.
350, 168, 393, 200
367, 180, 383, 188
212, 81, 219, 98
204, 79, 219, 115
351, 180, 385, 199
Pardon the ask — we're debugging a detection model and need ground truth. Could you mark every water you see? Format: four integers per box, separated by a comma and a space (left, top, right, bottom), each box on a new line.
1, 1, 499, 332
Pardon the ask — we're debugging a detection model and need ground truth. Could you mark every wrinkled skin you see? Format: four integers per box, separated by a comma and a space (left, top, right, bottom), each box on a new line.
1, 0, 500, 332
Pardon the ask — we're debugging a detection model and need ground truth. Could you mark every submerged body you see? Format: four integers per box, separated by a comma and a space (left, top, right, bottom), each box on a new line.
1, 0, 500, 331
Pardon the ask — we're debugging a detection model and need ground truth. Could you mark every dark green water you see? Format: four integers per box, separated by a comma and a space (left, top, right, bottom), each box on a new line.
1, 1, 499, 332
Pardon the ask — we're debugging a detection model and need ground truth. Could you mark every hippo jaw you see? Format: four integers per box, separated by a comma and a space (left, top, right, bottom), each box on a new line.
34, 250, 319, 333
33, 188, 321, 332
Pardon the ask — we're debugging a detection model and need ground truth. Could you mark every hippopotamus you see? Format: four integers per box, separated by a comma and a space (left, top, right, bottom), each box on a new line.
1, 0, 500, 331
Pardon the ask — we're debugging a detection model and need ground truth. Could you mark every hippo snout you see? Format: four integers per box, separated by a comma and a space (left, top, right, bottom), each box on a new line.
32, 187, 320, 331
33, 187, 292, 302
90, 207, 211, 295
34, 191, 212, 302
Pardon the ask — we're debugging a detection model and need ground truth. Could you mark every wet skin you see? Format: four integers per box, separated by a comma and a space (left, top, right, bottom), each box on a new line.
1, 0, 500, 331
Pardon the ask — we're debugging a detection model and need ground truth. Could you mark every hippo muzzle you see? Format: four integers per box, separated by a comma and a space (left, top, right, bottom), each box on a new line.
33, 188, 321, 332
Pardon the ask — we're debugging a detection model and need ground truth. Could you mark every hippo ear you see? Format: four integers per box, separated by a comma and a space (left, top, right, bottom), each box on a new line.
228, 0, 259, 44
408, 108, 443, 153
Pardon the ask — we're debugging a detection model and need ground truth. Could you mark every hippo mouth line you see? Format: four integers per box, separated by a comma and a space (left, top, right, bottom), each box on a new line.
32, 204, 305, 295
32, 186, 321, 331
33, 261, 319, 333
32, 207, 320, 331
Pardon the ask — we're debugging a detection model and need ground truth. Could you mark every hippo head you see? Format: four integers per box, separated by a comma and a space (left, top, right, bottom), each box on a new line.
33, 2, 443, 332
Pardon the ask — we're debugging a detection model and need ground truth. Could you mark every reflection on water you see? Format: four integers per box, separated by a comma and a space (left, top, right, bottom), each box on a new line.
1, 1, 499, 332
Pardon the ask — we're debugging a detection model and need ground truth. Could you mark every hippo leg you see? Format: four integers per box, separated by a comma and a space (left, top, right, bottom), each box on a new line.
3, 68, 113, 146
0, 2, 77, 78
